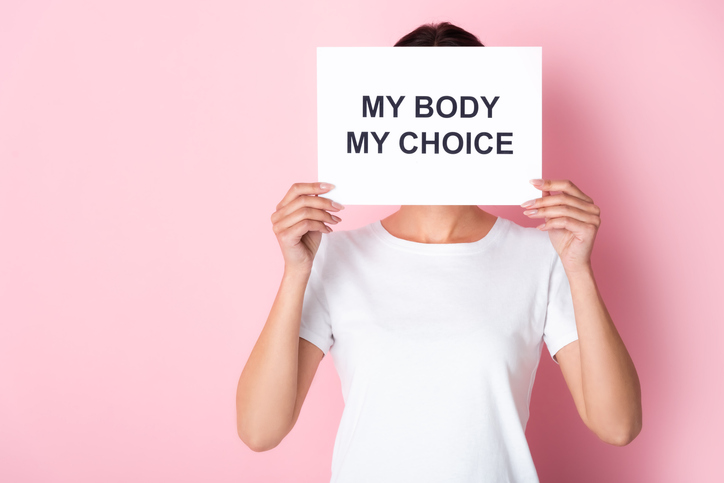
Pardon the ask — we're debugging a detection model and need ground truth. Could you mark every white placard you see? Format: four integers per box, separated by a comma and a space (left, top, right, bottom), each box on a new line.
316, 46, 542, 205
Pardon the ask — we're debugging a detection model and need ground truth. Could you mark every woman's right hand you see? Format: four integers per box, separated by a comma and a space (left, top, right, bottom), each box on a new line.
271, 182, 344, 274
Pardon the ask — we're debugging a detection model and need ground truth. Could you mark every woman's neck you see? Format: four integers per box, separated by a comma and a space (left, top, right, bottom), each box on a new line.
380, 205, 497, 244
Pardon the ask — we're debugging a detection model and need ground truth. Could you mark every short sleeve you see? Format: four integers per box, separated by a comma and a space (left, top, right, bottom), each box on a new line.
299, 240, 334, 356
543, 248, 579, 365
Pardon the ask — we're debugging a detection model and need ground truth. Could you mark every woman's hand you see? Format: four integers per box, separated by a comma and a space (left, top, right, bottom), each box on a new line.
521, 178, 600, 273
271, 182, 344, 274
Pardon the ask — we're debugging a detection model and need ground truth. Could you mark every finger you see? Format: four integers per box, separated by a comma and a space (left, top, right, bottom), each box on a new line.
271, 194, 343, 225
278, 219, 333, 245
276, 182, 336, 211
521, 192, 600, 216
530, 179, 593, 203
537, 216, 598, 240
273, 205, 340, 236
524, 204, 600, 227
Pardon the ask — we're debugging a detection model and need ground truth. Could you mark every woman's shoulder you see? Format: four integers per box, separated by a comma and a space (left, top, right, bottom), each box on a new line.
310, 222, 376, 279
499, 216, 557, 258
318, 220, 376, 251
315, 220, 376, 257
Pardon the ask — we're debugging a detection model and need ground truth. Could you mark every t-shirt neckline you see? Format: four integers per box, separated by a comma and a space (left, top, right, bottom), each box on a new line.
369, 216, 508, 255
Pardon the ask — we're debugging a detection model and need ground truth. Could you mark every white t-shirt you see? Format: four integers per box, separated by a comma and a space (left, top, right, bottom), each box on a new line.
299, 216, 579, 483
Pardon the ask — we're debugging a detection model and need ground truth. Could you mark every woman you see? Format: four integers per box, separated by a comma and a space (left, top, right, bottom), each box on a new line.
237, 22, 642, 483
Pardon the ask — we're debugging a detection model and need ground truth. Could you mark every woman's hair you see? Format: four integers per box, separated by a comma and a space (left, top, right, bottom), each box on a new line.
393, 22, 484, 47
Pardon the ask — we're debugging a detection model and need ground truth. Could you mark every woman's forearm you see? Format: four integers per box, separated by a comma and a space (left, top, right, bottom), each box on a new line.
236, 267, 311, 451
567, 265, 642, 445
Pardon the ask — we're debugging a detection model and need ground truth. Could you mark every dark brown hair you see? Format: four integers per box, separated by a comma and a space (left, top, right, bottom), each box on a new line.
393, 22, 484, 47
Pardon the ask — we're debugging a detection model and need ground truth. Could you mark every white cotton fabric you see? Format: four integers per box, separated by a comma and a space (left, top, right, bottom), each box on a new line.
299, 216, 579, 483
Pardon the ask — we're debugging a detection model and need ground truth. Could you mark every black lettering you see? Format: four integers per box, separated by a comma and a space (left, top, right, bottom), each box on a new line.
416, 96, 433, 118
363, 96, 384, 117
386, 96, 405, 117
371, 132, 390, 153
400, 132, 418, 154
461, 96, 479, 118
497, 132, 513, 154
442, 132, 463, 154
474, 132, 493, 154
436, 96, 457, 118
422, 132, 439, 154
347, 132, 368, 153
481, 96, 499, 118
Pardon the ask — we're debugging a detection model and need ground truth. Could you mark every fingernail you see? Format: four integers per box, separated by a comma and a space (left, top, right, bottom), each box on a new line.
331, 201, 345, 210
529, 179, 544, 187
536, 223, 546, 230
523, 209, 537, 215
320, 182, 335, 190
520, 199, 535, 208
331, 215, 342, 222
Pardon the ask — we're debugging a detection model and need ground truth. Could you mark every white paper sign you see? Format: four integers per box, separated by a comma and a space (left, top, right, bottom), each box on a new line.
317, 46, 542, 205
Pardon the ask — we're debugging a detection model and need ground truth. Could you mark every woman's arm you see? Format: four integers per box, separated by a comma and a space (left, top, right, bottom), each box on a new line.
236, 182, 342, 451
558, 266, 642, 446
523, 178, 642, 446
237, 267, 314, 451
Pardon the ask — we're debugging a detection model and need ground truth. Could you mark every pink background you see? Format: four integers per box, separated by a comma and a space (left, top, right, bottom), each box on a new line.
1, 1, 722, 482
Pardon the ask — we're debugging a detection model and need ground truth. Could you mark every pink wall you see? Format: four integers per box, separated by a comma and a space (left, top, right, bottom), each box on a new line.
1, 1, 722, 481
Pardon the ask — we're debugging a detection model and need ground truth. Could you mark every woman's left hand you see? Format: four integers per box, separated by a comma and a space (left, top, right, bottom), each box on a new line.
521, 178, 600, 273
